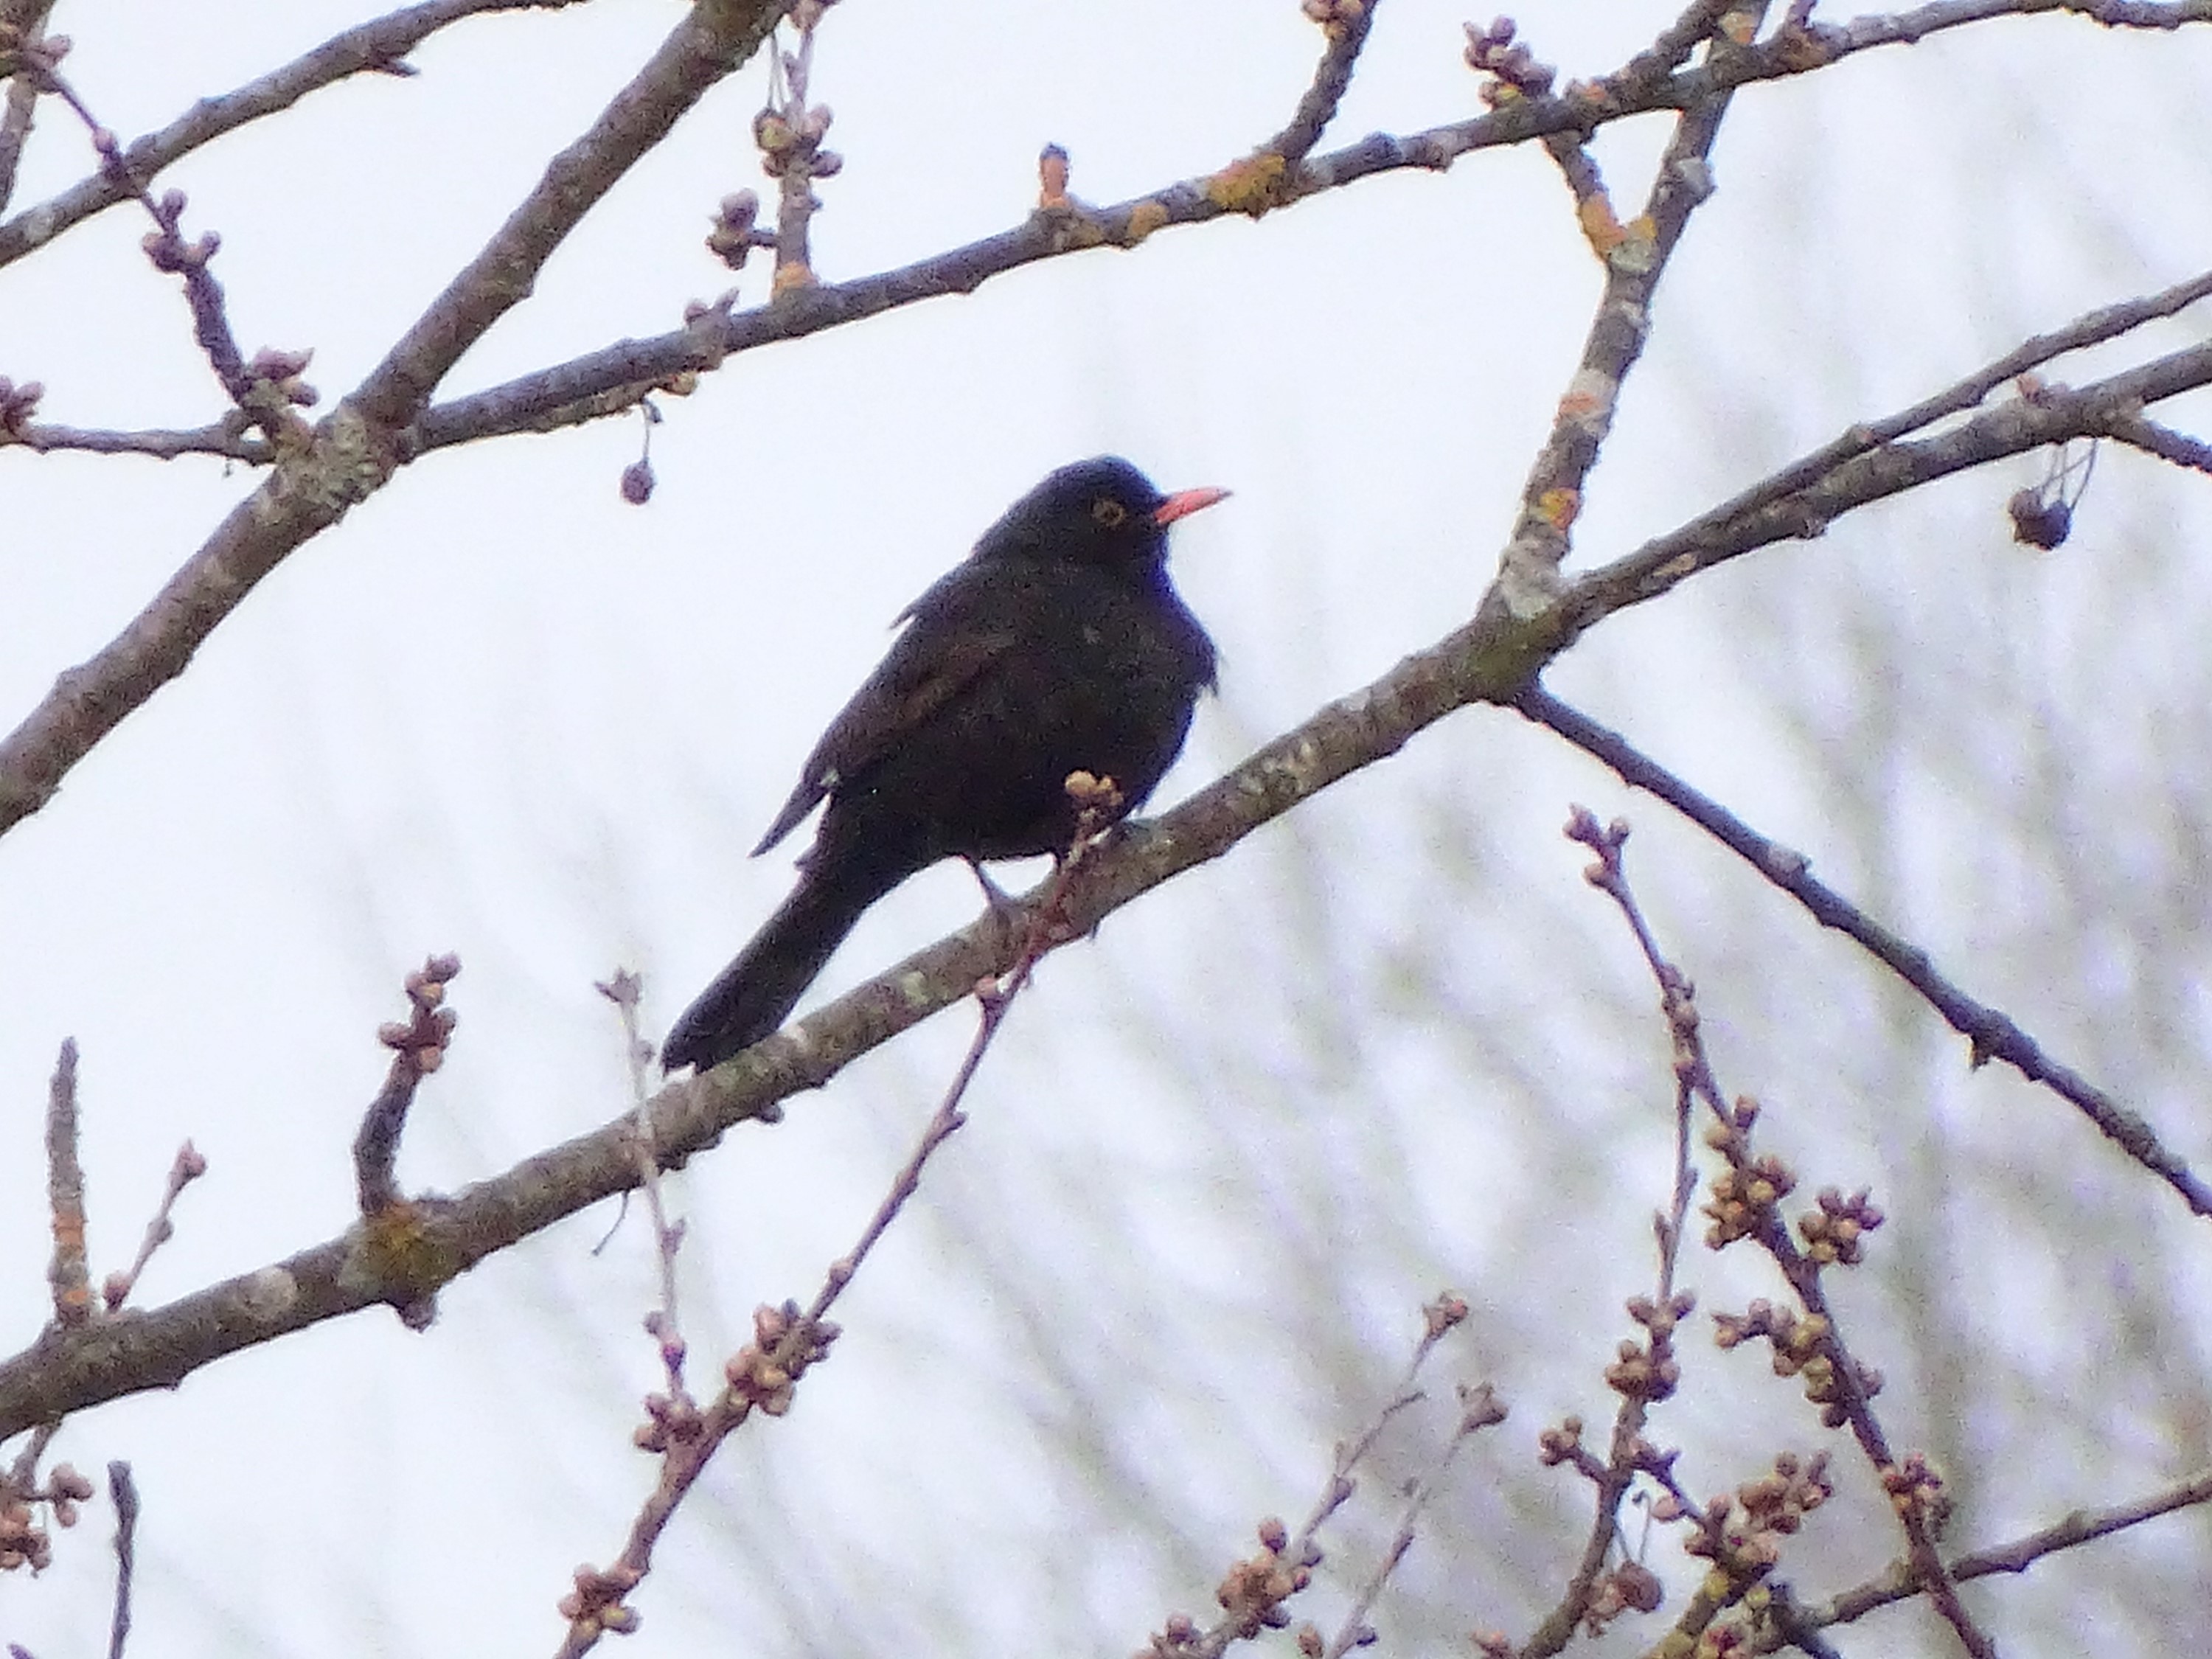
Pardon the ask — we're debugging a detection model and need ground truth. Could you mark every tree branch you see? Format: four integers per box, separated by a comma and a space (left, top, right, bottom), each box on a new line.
1517, 688, 2212, 1218
407, 0, 2212, 457
1562, 338, 2212, 630
0, 0, 791, 836
0, 0, 595, 271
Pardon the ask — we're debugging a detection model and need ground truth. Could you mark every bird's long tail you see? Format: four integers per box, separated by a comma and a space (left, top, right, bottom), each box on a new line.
661, 853, 905, 1073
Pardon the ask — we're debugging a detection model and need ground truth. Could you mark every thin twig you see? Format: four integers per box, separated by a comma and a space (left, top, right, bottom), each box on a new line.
353, 954, 462, 1219
1575, 263, 2212, 599
1520, 686, 2212, 1220
44, 1039, 90, 1328
102, 1142, 207, 1312
557, 792, 1114, 1658
598, 970, 689, 1402
1569, 814, 1997, 1659
5, 420, 272, 462
1143, 1294, 1481, 1659
757, 1, 839, 295
105, 1461, 138, 1659
1323, 1383, 1506, 1658
1259, 0, 1380, 169
20, 54, 311, 439
0, 0, 61, 211
0, 0, 593, 271
1520, 814, 1707, 1652
2101, 406, 2212, 473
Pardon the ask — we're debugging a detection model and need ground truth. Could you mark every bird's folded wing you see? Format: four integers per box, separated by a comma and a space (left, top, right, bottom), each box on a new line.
751, 573, 1019, 855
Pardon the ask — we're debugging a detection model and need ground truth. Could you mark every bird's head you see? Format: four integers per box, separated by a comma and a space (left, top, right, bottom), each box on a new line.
975, 456, 1229, 578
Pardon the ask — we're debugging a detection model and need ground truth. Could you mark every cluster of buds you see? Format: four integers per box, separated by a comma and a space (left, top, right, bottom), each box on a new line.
1607, 1288, 1696, 1404
706, 189, 778, 271
1881, 1452, 1953, 1536
0, 1463, 92, 1573
633, 1384, 703, 1455
1062, 768, 1125, 831
0, 26, 69, 83
724, 1300, 840, 1418
558, 1560, 643, 1637
1700, 1099, 1795, 1248
1798, 1186, 1883, 1267
1143, 1517, 1312, 1655
1424, 1290, 1471, 1339
1683, 1450, 1833, 1582
1713, 1300, 1882, 1427
1465, 17, 1557, 102
1537, 1413, 1590, 1470
1300, 0, 1366, 33
139, 187, 220, 274
243, 345, 319, 411
754, 102, 840, 185
0, 375, 43, 437
379, 953, 462, 1075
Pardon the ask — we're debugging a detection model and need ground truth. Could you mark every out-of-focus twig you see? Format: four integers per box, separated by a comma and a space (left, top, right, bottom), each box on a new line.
557, 779, 1121, 1657
105, 1460, 138, 1659
598, 970, 690, 1402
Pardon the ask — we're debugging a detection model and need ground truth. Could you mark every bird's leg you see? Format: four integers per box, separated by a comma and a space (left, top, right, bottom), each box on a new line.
965, 858, 1027, 956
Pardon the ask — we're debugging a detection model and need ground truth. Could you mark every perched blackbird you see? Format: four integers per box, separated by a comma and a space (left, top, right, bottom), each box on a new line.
662, 456, 1229, 1073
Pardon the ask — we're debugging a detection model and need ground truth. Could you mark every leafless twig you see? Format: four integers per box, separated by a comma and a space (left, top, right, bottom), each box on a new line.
44, 1039, 90, 1327
598, 970, 689, 1401
1323, 1382, 1506, 1658
1260, 0, 1381, 170
354, 954, 462, 1219
557, 782, 1119, 1656
1572, 263, 2212, 606
0, 0, 60, 211
1142, 1293, 1485, 1658
1568, 812, 1996, 1659
5, 420, 272, 462
2101, 405, 2212, 473
1520, 686, 2212, 1220
105, 1461, 138, 1659
102, 1142, 207, 1312
0, 0, 593, 271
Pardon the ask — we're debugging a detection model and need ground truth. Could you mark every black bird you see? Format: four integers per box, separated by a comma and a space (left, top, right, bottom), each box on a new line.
662, 456, 1229, 1073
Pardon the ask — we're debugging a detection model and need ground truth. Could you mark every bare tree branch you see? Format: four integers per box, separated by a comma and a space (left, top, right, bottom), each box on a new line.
0, 0, 595, 271
1517, 688, 2212, 1218
3, 0, 2203, 855
2102, 406, 2212, 473
1562, 337, 2212, 629
1257, 0, 1380, 170
0, 0, 793, 836
5, 420, 271, 461
0, 0, 60, 212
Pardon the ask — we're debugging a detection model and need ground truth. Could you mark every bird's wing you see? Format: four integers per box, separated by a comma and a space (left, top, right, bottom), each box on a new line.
751, 567, 1019, 855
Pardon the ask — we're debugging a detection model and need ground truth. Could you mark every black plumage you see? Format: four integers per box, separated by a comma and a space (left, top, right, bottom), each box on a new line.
663, 456, 1228, 1073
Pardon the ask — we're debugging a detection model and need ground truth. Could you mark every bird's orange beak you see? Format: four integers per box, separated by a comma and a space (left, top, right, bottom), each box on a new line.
1153, 486, 1231, 527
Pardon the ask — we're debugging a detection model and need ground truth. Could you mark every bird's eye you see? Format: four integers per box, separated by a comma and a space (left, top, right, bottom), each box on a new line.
1091, 497, 1127, 528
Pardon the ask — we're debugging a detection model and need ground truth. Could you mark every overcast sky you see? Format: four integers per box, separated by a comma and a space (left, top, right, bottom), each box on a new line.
4, 4, 2211, 1655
